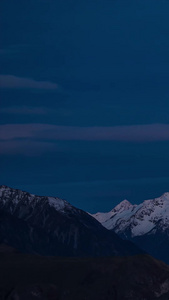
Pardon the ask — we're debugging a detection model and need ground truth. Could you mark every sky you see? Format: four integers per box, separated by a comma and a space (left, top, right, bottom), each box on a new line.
0, 0, 169, 212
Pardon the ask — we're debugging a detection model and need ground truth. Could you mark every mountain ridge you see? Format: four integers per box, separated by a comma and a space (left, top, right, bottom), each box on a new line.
0, 185, 141, 257
91, 192, 169, 263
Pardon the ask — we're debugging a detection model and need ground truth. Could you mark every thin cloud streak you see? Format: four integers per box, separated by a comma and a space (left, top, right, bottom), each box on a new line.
0, 75, 58, 89
0, 123, 169, 142
0, 140, 58, 156
1, 106, 54, 115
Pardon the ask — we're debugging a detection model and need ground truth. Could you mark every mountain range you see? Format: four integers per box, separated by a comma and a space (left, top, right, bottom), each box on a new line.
1, 185, 169, 299
0, 185, 140, 257
92, 193, 169, 264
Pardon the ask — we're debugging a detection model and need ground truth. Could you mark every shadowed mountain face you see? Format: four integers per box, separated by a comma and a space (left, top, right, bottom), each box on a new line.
0, 185, 141, 257
92, 193, 169, 264
0, 250, 169, 300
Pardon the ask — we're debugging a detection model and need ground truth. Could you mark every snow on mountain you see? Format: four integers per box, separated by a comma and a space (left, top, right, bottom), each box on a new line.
0, 185, 142, 257
91, 192, 169, 264
91, 199, 133, 225
92, 193, 169, 237
0, 185, 71, 212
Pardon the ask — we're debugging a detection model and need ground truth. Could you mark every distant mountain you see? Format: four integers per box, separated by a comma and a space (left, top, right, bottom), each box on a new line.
0, 185, 141, 257
91, 193, 169, 264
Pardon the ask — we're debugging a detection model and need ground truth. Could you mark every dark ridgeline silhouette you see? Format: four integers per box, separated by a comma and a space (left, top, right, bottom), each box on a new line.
0, 185, 141, 257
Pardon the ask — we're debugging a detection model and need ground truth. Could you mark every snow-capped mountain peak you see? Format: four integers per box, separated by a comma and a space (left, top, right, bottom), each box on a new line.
92, 193, 169, 237
91, 199, 133, 229
159, 192, 169, 201
0, 185, 142, 257
0, 185, 71, 213
91, 192, 169, 263
112, 199, 133, 213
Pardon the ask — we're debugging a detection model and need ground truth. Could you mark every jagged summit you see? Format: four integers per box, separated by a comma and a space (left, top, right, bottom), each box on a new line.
92, 193, 169, 235
0, 185, 9, 188
159, 192, 169, 200
0, 185, 141, 257
91, 192, 169, 264
91, 199, 133, 225
112, 199, 132, 213
0, 185, 71, 212
0, 185, 11, 193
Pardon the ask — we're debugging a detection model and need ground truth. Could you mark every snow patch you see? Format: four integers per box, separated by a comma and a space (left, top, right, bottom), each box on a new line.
48, 197, 66, 211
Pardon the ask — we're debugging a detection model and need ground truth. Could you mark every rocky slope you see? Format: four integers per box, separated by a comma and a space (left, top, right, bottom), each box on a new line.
0, 251, 169, 300
0, 185, 141, 257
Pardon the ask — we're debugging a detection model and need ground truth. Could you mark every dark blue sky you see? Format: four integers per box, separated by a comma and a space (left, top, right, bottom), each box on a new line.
0, 0, 169, 212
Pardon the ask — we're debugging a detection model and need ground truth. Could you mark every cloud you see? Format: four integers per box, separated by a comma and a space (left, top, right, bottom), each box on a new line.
1, 106, 54, 115
0, 123, 169, 142
1, 106, 72, 117
0, 140, 57, 156
0, 75, 58, 90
